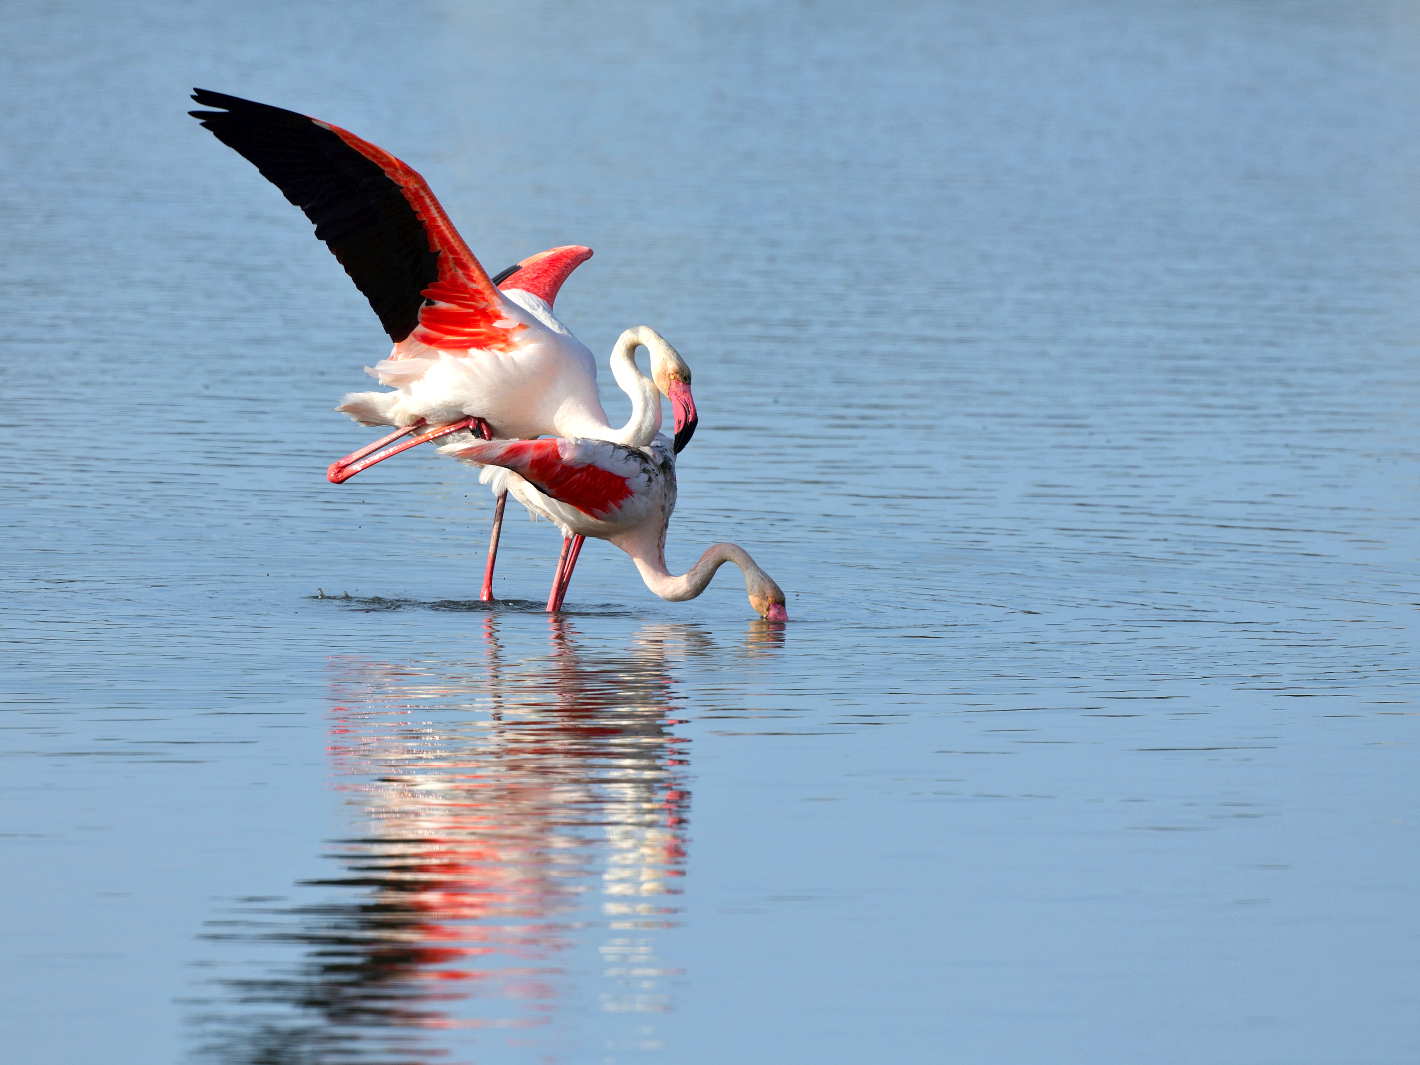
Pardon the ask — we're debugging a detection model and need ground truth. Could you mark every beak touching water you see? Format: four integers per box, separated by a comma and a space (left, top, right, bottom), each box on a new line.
668, 379, 698, 454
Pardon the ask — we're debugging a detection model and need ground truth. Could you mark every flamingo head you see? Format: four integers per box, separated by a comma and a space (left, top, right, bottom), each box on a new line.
650, 342, 698, 454
493, 245, 593, 308
748, 574, 789, 623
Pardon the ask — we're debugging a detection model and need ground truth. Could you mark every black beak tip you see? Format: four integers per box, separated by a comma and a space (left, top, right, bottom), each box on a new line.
673, 416, 698, 454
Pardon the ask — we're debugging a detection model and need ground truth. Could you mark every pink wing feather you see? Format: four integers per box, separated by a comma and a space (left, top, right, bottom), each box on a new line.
190, 90, 523, 354
317, 122, 524, 354
446, 439, 638, 519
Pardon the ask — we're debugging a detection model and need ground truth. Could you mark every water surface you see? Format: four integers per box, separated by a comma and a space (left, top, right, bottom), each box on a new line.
2, 2, 1418, 1063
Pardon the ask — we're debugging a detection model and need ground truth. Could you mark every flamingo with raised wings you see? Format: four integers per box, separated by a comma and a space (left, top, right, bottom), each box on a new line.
188, 90, 698, 599
439, 430, 789, 621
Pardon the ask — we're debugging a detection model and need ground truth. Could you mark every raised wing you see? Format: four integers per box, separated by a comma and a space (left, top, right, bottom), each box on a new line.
492, 246, 594, 308
443, 438, 640, 519
189, 89, 520, 352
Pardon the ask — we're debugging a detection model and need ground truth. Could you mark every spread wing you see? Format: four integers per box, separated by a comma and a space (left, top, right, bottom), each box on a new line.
189, 89, 522, 352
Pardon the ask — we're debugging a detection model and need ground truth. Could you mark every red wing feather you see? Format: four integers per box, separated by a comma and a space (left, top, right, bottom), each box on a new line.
456, 440, 636, 519
317, 121, 522, 353
190, 89, 521, 352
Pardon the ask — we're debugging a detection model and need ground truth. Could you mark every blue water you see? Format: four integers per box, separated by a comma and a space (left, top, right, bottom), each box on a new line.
2, 2, 1418, 1062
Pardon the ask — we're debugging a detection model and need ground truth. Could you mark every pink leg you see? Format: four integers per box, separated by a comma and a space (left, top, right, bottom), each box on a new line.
551, 535, 585, 611
479, 490, 508, 602
329, 423, 419, 472
546, 538, 572, 612
328, 417, 480, 484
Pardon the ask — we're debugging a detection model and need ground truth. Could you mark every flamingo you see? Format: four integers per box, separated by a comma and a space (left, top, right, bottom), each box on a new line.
327, 321, 697, 608
187, 90, 698, 598
437, 430, 789, 621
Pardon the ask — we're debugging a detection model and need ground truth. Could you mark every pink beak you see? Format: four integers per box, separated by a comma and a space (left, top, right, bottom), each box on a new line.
667, 379, 698, 454
765, 602, 789, 623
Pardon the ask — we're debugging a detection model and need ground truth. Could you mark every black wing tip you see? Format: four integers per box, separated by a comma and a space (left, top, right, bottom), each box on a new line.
190, 87, 245, 109
189, 87, 229, 123
187, 87, 434, 346
187, 88, 312, 127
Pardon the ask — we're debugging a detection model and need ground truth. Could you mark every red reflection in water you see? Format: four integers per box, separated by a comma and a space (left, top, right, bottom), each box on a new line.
196, 616, 703, 1064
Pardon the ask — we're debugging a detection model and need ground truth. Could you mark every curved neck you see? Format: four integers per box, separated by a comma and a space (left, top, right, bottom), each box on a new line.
602, 327, 663, 447
624, 537, 768, 604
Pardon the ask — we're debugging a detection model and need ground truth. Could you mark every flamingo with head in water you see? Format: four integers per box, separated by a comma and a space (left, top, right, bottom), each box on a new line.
440, 425, 789, 621
188, 89, 699, 600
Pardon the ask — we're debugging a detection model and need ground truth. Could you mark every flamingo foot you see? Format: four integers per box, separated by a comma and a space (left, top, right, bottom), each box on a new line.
328, 416, 490, 483
329, 422, 419, 474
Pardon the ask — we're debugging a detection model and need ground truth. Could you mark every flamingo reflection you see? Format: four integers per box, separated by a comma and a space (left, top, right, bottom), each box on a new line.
194, 616, 707, 1064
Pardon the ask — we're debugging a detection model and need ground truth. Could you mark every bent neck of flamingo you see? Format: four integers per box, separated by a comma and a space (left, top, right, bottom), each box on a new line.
616, 533, 787, 619
600, 327, 663, 448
